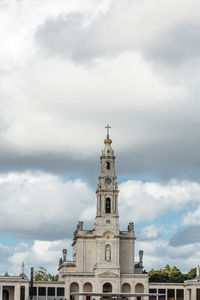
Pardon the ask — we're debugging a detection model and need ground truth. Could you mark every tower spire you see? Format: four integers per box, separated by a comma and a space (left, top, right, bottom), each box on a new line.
105, 124, 111, 138
104, 124, 112, 145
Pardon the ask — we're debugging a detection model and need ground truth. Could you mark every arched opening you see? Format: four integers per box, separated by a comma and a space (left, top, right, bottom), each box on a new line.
83, 283, 92, 300
105, 198, 111, 213
70, 282, 79, 300
83, 282, 92, 292
106, 162, 110, 170
122, 283, 131, 293
3, 289, 9, 300
135, 283, 144, 300
103, 282, 112, 293
105, 244, 111, 261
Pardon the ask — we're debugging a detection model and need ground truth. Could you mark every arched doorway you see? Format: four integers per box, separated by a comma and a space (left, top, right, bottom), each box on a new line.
3, 289, 9, 300
103, 282, 112, 293
70, 282, 79, 300
135, 283, 144, 300
122, 283, 131, 293
83, 282, 93, 300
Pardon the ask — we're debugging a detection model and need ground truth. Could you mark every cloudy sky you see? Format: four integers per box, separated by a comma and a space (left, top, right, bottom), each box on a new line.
0, 0, 200, 276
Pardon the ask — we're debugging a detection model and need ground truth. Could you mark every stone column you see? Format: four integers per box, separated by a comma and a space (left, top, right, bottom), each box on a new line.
165, 289, 167, 300
25, 283, 29, 300
36, 286, 39, 300
65, 282, 70, 300
191, 287, 196, 300
0, 285, 2, 300
184, 289, 189, 300
14, 284, 20, 300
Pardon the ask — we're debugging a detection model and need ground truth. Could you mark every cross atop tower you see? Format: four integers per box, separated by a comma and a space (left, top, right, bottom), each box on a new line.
105, 124, 111, 138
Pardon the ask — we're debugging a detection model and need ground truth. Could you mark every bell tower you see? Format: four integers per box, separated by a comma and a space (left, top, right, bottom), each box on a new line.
95, 125, 119, 235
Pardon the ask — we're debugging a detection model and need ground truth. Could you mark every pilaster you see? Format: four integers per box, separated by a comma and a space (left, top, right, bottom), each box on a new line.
14, 284, 20, 300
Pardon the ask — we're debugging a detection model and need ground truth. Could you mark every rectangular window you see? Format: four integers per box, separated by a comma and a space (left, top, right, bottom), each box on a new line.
197, 289, 200, 300
39, 287, 46, 296
20, 286, 25, 300
158, 289, 166, 300
149, 288, 156, 300
167, 289, 175, 300
48, 287, 55, 296
57, 287, 64, 296
29, 287, 37, 300
177, 289, 184, 300
29, 287, 37, 296
38, 287, 46, 300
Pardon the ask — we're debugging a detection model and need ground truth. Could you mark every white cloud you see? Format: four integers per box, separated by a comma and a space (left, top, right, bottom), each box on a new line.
137, 224, 165, 240
119, 180, 200, 224
0, 239, 71, 275
0, 0, 200, 182
0, 172, 95, 240
8, 239, 72, 272
183, 206, 200, 226
136, 238, 200, 272
0, 172, 200, 241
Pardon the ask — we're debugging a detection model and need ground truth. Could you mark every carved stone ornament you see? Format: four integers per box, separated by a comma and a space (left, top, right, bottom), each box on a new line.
98, 271, 118, 278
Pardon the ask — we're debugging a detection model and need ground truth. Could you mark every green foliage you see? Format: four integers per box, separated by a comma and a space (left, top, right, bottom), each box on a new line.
187, 268, 196, 279
149, 265, 197, 283
34, 267, 59, 281
4, 271, 9, 277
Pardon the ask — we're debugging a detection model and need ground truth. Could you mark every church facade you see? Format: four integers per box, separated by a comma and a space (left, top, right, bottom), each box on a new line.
0, 132, 200, 300
58, 133, 148, 299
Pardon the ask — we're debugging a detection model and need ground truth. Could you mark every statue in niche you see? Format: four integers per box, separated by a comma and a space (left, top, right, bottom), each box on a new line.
21, 261, 24, 274
77, 221, 83, 231
62, 249, 67, 262
105, 245, 111, 261
128, 222, 134, 232
197, 265, 200, 277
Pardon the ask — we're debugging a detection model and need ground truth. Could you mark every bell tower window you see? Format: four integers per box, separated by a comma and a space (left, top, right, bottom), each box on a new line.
106, 162, 110, 170
105, 198, 111, 213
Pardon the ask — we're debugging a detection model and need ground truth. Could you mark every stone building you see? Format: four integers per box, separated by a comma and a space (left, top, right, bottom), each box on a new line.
0, 131, 200, 300
58, 131, 148, 299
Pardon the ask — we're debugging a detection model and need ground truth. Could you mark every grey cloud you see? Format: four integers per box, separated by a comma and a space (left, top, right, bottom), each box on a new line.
36, 7, 200, 67
145, 23, 200, 66
170, 226, 200, 246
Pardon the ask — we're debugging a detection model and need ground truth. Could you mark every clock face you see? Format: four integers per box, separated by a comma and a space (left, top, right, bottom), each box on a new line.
105, 178, 111, 184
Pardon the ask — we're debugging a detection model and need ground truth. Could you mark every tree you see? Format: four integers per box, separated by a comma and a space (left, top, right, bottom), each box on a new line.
34, 267, 59, 281
148, 265, 198, 283
149, 269, 169, 282
187, 268, 196, 280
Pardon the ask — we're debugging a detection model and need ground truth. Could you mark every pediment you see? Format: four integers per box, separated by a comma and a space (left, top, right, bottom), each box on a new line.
98, 271, 118, 278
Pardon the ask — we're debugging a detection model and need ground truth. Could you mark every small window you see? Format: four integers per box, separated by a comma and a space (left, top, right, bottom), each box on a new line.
105, 198, 111, 213
48, 287, 55, 296
39, 287, 46, 296
106, 162, 110, 170
20, 286, 25, 300
106, 219, 110, 224
57, 288, 65, 296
